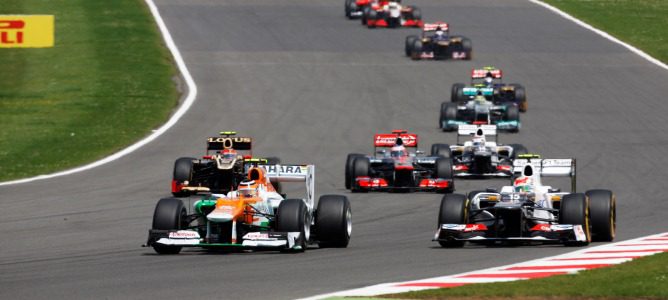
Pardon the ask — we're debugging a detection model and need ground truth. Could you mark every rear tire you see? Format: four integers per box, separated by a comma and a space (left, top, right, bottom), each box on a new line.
451, 83, 465, 103
315, 195, 352, 248
346, 153, 365, 190
438, 194, 468, 247
587, 189, 616, 242
277, 199, 309, 252
560, 193, 591, 246
152, 198, 187, 254
172, 157, 195, 197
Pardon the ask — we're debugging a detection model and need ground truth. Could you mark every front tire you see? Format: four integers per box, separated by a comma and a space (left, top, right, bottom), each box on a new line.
351, 157, 370, 192
277, 199, 309, 252
431, 143, 451, 160
440, 103, 459, 131
587, 189, 616, 242
315, 195, 352, 248
451, 83, 465, 103
346, 153, 365, 190
560, 193, 591, 246
438, 194, 468, 247
405, 35, 418, 57
152, 198, 187, 254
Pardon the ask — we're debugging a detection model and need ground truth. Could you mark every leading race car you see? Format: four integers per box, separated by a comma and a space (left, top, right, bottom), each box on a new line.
405, 22, 472, 60
363, 1, 423, 28
431, 125, 528, 177
451, 66, 528, 112
440, 93, 521, 132
345, 130, 454, 193
171, 132, 280, 197
433, 155, 616, 247
147, 163, 352, 254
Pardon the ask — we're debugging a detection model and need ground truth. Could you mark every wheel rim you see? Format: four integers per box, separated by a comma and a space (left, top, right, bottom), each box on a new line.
303, 211, 311, 242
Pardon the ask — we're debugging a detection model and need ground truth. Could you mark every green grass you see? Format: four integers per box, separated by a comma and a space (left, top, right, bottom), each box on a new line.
0, 0, 178, 181
379, 252, 668, 299
542, 0, 668, 64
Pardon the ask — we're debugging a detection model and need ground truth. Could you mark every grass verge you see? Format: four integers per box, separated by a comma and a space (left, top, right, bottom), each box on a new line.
541, 0, 668, 64
378, 252, 668, 299
0, 0, 178, 181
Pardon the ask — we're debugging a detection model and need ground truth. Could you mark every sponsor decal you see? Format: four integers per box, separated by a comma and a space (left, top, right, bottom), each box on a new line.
441, 224, 465, 230
243, 232, 271, 240
168, 230, 200, 239
573, 225, 587, 242
206, 137, 252, 149
261, 164, 308, 175
0, 15, 54, 48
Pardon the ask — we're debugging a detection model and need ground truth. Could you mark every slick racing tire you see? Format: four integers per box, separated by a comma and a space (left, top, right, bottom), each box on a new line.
508, 144, 528, 159
405, 35, 418, 57
511, 84, 527, 112
560, 193, 591, 246
451, 83, 466, 103
345, 0, 355, 19
440, 103, 458, 131
361, 6, 371, 25
277, 199, 310, 252
410, 39, 422, 60
152, 198, 187, 254
315, 195, 352, 248
346, 153, 365, 190
586, 189, 616, 242
351, 157, 370, 192
431, 143, 452, 160
504, 105, 520, 133
461, 37, 473, 60
172, 157, 195, 197
438, 194, 468, 247
435, 158, 454, 193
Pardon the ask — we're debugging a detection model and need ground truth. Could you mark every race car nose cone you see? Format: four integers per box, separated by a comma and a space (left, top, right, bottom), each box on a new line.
207, 211, 234, 222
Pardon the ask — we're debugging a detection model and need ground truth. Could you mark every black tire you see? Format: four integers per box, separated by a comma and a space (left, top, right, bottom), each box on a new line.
405, 35, 418, 57
366, 9, 377, 28
451, 83, 465, 103
152, 198, 187, 254
315, 195, 352, 248
461, 38, 472, 60
560, 193, 591, 246
351, 157, 370, 192
438, 194, 468, 247
435, 158, 454, 193
410, 39, 422, 60
505, 105, 519, 122
431, 143, 451, 160
411, 7, 422, 20
361, 6, 370, 25
508, 144, 528, 159
440, 103, 458, 131
276, 199, 309, 252
512, 84, 527, 112
345, 154, 365, 190
172, 157, 195, 197
345, 0, 355, 18
587, 189, 616, 242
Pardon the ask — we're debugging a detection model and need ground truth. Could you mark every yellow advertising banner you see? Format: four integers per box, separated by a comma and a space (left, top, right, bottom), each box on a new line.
0, 15, 54, 48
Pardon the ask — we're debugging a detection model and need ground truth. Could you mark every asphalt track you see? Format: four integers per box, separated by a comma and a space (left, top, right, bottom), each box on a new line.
1, 0, 667, 299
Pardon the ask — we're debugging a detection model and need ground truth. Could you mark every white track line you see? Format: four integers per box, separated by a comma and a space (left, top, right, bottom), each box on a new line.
0, 0, 197, 186
300, 232, 668, 299
529, 0, 668, 71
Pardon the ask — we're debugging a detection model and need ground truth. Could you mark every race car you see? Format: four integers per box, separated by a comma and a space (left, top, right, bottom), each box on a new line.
433, 155, 616, 247
451, 66, 527, 112
439, 93, 520, 132
405, 22, 472, 60
363, 1, 423, 28
345, 130, 454, 193
147, 162, 352, 254
431, 125, 528, 177
171, 132, 280, 197
345, 0, 373, 19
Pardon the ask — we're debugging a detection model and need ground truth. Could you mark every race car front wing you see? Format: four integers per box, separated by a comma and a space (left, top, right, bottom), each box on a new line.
433, 223, 588, 244
146, 229, 303, 250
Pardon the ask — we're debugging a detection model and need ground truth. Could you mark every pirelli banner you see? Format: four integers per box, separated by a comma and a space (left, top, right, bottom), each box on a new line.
0, 15, 54, 48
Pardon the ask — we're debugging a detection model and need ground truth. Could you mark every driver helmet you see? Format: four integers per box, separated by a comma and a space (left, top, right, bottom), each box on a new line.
513, 176, 534, 193
435, 30, 445, 38
484, 72, 494, 86
474, 90, 486, 102
221, 148, 238, 160
390, 145, 407, 158
238, 180, 258, 198
472, 136, 485, 149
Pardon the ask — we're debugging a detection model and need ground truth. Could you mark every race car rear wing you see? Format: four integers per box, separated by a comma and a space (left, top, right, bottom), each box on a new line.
472, 68, 502, 79
423, 22, 449, 32
457, 125, 497, 143
512, 155, 576, 192
206, 136, 252, 153
374, 130, 418, 148
258, 164, 315, 212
